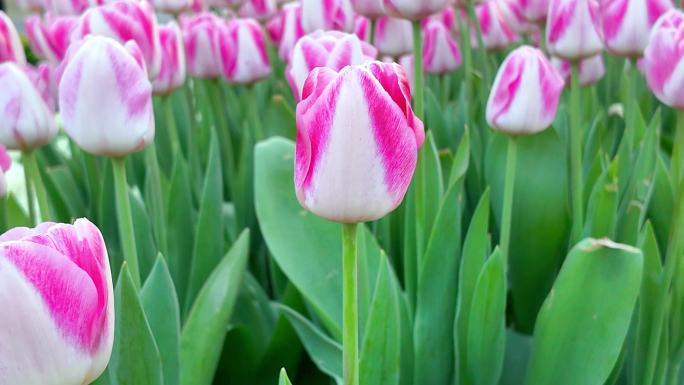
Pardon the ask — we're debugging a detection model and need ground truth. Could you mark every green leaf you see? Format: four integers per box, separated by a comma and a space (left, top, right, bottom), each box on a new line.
6, 193, 31, 228
500, 330, 533, 385
129, 188, 157, 281
413, 133, 444, 263
584, 159, 619, 239
143, 145, 168, 259
467, 248, 506, 385
525, 238, 643, 385
279, 368, 293, 385
111, 264, 164, 385
180, 230, 250, 385
648, 153, 674, 253
141, 256, 181, 385
45, 165, 87, 218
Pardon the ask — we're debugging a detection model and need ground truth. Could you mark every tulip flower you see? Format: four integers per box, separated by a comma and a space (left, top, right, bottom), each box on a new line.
24, 63, 58, 112
551, 54, 605, 87
486, 46, 564, 134
499, 0, 534, 34
239, 0, 278, 21
423, 19, 462, 74
73, 0, 162, 79
301, 0, 356, 33
153, 21, 186, 95
642, 10, 684, 109
519, 0, 549, 23
148, 0, 193, 15
180, 12, 224, 78
374, 16, 414, 57
600, 0, 672, 58
14, 0, 43, 12
383, 0, 449, 20
43, 0, 89, 15
424, 6, 458, 32
0, 11, 27, 65
351, 0, 386, 18
25, 14, 77, 65
287, 31, 377, 100
0, 144, 10, 199
474, 1, 519, 51
218, 18, 271, 84
267, 2, 305, 62
545, 0, 603, 61
0, 219, 114, 385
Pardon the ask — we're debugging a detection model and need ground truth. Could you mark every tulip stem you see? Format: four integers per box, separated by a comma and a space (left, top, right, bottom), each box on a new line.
22, 160, 36, 224
569, 63, 584, 244
369, 18, 376, 46
248, 86, 266, 141
460, 4, 473, 111
163, 94, 182, 156
0, 197, 7, 233
466, 0, 490, 89
112, 157, 141, 290
500, 136, 517, 264
342, 223, 359, 385
412, 20, 425, 120
22, 151, 50, 222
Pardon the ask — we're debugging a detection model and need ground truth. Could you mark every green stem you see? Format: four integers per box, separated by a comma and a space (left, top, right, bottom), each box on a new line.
369, 18, 376, 47
22, 151, 50, 222
163, 94, 182, 156
412, 20, 425, 120
0, 197, 7, 233
467, 0, 490, 89
569, 63, 584, 244
22, 158, 36, 224
539, 23, 547, 53
342, 223, 359, 385
112, 157, 141, 289
459, 5, 472, 111
626, 60, 639, 150
248, 86, 265, 141
145, 143, 168, 258
206, 79, 235, 196
500, 137, 517, 265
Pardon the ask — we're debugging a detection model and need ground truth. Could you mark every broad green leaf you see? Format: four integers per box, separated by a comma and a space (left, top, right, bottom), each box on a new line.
648, 153, 674, 253
111, 264, 164, 385
129, 188, 157, 281
584, 159, 619, 239
467, 249, 506, 385
180, 230, 250, 385
141, 256, 181, 385
413, 133, 444, 263
45, 165, 87, 218
526, 238, 643, 385
6, 193, 31, 228
279, 369, 293, 385
500, 330, 532, 385
143, 144, 168, 259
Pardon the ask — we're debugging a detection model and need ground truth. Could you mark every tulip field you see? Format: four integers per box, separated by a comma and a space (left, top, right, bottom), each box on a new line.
3, 0, 684, 384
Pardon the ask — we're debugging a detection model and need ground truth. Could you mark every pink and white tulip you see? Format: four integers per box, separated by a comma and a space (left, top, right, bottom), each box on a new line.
24, 63, 58, 112
0, 219, 113, 385
73, 0, 162, 79
180, 12, 224, 78
0, 11, 27, 65
642, 10, 684, 109
218, 18, 271, 84
374, 16, 414, 57
0, 144, 10, 198
474, 1, 519, 51
486, 46, 564, 134
600, 0, 673, 57
295, 61, 424, 223
59, 37, 154, 157
25, 14, 78, 65
43, 0, 89, 16
153, 22, 186, 95
267, 2, 305, 62
148, 0, 193, 15
545, 0, 603, 61
383, 0, 449, 20
0, 63, 57, 150
423, 19, 461, 74
519, 0, 549, 23
551, 54, 605, 87
287, 30, 377, 100
14, 0, 44, 12
301, 0, 357, 33
239, 0, 278, 21
351, 0, 386, 18
499, 0, 534, 34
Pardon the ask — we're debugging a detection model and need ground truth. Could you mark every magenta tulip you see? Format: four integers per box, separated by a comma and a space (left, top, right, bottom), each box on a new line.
551, 54, 605, 87
0, 11, 27, 65
546, 0, 603, 60
374, 16, 414, 57
218, 18, 271, 84
180, 12, 224, 78
351, 0, 386, 18
474, 1, 519, 51
267, 2, 305, 62
383, 0, 449, 20
600, 0, 672, 57
301, 0, 356, 33
153, 21, 186, 95
642, 9, 684, 109
239, 0, 278, 21
423, 19, 462, 74
25, 14, 77, 65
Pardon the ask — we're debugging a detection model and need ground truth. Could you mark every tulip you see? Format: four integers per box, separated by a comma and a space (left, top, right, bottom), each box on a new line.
0, 144, 10, 199
14, 0, 44, 12
474, 1, 519, 51
24, 63, 58, 112
43, 0, 89, 15
383, 0, 449, 20
301, 0, 356, 33
287, 30, 377, 100
498, 0, 534, 34
374, 16, 414, 57
0, 219, 114, 385
423, 19, 462, 74
0, 63, 57, 150
239, 0, 278, 21
351, 0, 386, 18
25, 14, 78, 65
545, 0, 603, 61
73, 0, 162, 79
217, 18, 271, 84
180, 12, 224, 78
0, 11, 27, 65
148, 0, 192, 15
519, 0, 549, 23
295, 61, 424, 223
642, 10, 684, 109
267, 2, 305, 62
153, 21, 186, 95
600, 0, 673, 58
425, 5, 458, 32
551, 54, 605, 87
486, 46, 564, 134
59, 36, 154, 157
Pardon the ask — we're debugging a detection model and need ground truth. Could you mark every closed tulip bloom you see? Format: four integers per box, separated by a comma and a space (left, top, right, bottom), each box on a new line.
474, 1, 519, 51
74, 0, 162, 79
0, 63, 57, 150
423, 19, 461, 74
153, 22, 186, 95
287, 30, 377, 100
642, 10, 684, 109
383, 0, 448, 20
24, 63, 58, 112
0, 219, 114, 385
180, 12, 224, 78
301, 0, 356, 33
0, 144, 10, 198
44, 0, 89, 15
551, 54, 605, 86
15, 0, 44, 12
25, 15, 77, 65
546, 0, 603, 61
149, 0, 192, 15
267, 2, 305, 62
424, 6, 458, 32
487, 46, 564, 134
59, 37, 154, 157
217, 18, 271, 84
295, 61, 424, 223
239, 0, 278, 21
351, 0, 386, 18
375, 16, 414, 57
600, 0, 672, 57
519, 0, 549, 23
499, 0, 534, 34
0, 12, 27, 65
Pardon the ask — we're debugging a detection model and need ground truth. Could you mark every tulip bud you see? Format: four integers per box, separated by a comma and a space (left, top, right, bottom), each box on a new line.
486, 46, 564, 134
351, 0, 386, 19
24, 63, 58, 112
239, 0, 278, 21
0, 219, 114, 385
0, 11, 27, 65
59, 36, 154, 157
295, 61, 424, 223
287, 31, 377, 100
25, 15, 77, 65
383, 0, 449, 20
0, 63, 57, 150
519, 0, 549, 23
423, 19, 462, 74
374, 16, 414, 57
267, 2, 305, 62
301, 0, 357, 33
424, 5, 458, 32
642, 10, 684, 109
180, 12, 224, 78
551, 54, 605, 87
74, 0, 162, 79
600, 0, 672, 58
498, 0, 534, 34
44, 0, 89, 15
545, 0, 603, 61
153, 22, 186, 95
217, 18, 271, 84
148, 0, 192, 15
474, 1, 519, 51
0, 144, 10, 198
